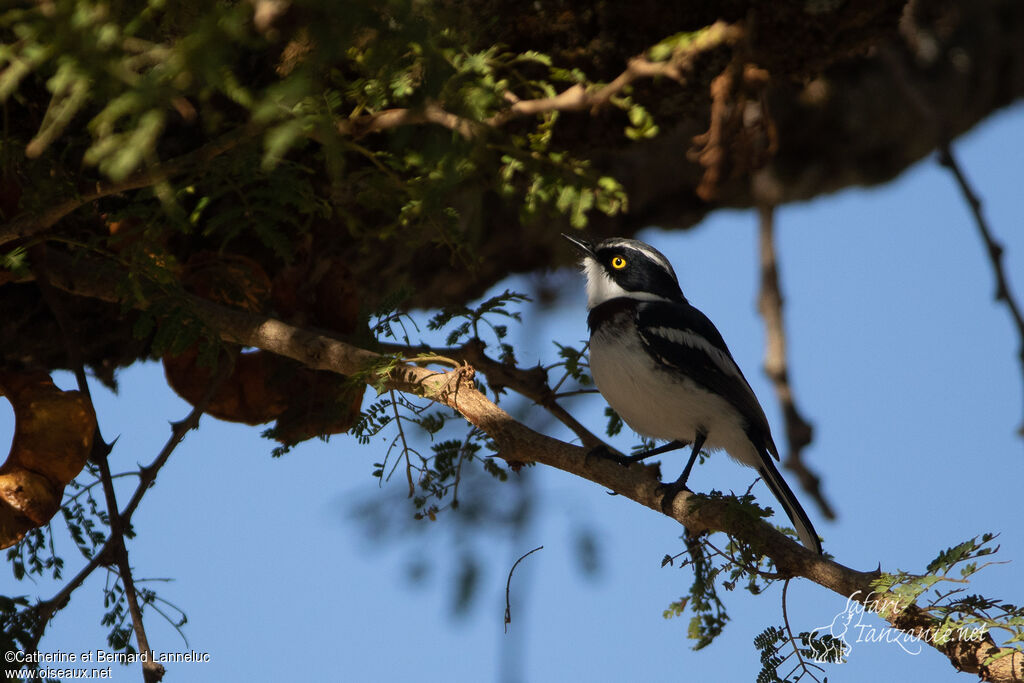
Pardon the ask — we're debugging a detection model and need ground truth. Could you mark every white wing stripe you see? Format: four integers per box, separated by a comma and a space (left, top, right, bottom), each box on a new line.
647, 325, 745, 383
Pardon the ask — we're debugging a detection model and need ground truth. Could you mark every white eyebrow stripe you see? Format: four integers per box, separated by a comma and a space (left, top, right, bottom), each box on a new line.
631, 245, 675, 277
602, 239, 678, 281
646, 325, 744, 383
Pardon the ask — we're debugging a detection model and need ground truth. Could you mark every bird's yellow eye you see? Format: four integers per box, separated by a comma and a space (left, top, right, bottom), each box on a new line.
611, 256, 627, 270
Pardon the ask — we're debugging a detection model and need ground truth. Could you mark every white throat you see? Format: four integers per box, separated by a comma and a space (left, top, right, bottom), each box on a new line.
582, 257, 670, 309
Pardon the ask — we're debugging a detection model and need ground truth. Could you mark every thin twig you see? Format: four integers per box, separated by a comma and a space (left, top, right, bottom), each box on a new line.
31, 369, 225, 647
781, 578, 826, 683
937, 144, 1024, 437
504, 546, 543, 633
335, 21, 742, 139
389, 389, 416, 498
119, 357, 233, 525
24, 264, 227, 673
755, 204, 835, 520
34, 251, 164, 682
95, 451, 165, 683
882, 47, 1024, 438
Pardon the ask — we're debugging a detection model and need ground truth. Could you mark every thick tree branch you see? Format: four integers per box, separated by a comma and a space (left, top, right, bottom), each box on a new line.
37, 249, 1024, 681
380, 338, 605, 449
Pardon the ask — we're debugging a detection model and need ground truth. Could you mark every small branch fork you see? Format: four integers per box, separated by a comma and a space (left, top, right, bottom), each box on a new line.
380, 337, 605, 450
780, 578, 826, 683
755, 205, 835, 520
35, 250, 1024, 682
23, 381, 221, 667
27, 251, 228, 681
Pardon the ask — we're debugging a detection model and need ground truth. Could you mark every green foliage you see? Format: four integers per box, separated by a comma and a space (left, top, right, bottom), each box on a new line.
604, 406, 624, 437
3, 461, 186, 659
369, 287, 418, 344
101, 579, 138, 653
753, 625, 788, 683
427, 289, 530, 362
184, 154, 330, 259
352, 290, 533, 521
0, 245, 30, 277
647, 30, 707, 62
661, 534, 731, 650
870, 533, 1024, 658
0, 595, 43, 681
2, 0, 632, 269
550, 341, 591, 388
662, 530, 1022, 681
799, 629, 847, 665
620, 96, 660, 141
6, 527, 62, 582
61, 478, 110, 559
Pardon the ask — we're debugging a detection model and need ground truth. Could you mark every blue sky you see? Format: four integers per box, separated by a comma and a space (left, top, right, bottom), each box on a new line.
3, 102, 1024, 682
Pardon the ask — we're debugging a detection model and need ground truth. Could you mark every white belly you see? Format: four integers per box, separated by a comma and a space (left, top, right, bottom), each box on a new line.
589, 323, 760, 469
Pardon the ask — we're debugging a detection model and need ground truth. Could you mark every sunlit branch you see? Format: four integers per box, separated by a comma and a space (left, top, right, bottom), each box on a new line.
334, 21, 742, 139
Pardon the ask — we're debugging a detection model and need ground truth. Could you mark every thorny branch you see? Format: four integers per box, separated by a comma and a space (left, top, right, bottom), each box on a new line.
883, 46, 1024, 438
754, 205, 835, 520
36, 249, 1024, 682
94, 446, 164, 683
24, 376, 223, 659
34, 253, 165, 682
936, 145, 1024, 437
19, 261, 227, 677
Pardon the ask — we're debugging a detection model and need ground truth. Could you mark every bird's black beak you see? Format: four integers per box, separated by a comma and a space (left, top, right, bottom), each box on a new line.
561, 233, 595, 257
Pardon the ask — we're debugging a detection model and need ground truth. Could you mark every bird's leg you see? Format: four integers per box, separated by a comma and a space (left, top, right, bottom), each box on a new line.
659, 430, 707, 513
588, 439, 687, 468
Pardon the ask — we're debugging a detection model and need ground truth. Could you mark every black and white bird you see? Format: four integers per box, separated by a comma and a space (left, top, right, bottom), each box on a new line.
564, 234, 822, 554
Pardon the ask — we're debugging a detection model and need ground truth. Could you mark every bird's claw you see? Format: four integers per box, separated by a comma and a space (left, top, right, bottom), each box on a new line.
657, 480, 690, 514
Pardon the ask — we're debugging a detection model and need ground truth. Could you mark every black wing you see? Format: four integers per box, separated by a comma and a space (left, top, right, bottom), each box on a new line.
635, 300, 777, 457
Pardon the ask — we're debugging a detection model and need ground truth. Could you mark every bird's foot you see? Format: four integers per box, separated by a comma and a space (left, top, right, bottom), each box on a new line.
658, 479, 691, 514
584, 444, 632, 468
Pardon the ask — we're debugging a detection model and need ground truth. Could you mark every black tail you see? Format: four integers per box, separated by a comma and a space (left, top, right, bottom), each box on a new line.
757, 458, 822, 555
